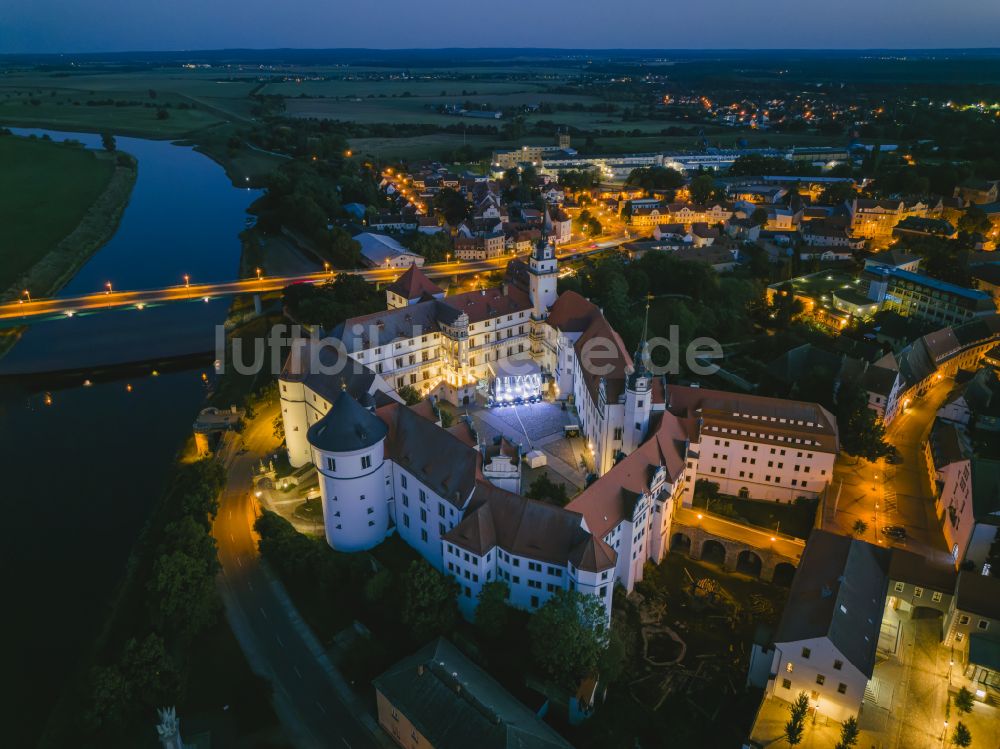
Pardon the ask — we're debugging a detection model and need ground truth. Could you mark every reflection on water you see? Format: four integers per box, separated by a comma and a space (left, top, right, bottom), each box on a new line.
0, 128, 258, 744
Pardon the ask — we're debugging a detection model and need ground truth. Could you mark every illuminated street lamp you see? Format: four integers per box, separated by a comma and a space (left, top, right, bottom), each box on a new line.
325, 261, 332, 275
22, 289, 31, 303
184, 274, 190, 288
105, 281, 113, 295
256, 267, 263, 283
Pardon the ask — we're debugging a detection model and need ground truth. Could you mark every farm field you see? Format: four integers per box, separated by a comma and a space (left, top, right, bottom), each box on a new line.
0, 134, 116, 290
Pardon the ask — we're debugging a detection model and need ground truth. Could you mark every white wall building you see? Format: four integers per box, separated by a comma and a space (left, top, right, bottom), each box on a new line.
280, 241, 841, 623
764, 531, 891, 723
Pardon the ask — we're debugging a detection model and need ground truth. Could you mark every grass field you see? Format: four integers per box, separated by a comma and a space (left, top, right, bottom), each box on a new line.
0, 134, 118, 291
260, 78, 547, 98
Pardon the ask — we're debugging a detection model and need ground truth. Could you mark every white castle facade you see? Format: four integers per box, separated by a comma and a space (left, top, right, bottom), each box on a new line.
278, 241, 840, 619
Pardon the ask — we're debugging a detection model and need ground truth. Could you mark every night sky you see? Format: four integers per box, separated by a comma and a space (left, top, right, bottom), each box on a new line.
3, 0, 999, 53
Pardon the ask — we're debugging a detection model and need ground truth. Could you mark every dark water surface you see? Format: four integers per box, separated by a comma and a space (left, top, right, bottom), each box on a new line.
0, 128, 259, 745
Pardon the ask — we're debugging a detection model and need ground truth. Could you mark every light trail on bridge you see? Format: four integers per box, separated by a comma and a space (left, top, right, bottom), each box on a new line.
0, 238, 626, 326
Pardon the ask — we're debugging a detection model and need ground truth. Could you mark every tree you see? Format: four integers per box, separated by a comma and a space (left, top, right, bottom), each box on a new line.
852, 519, 869, 536
750, 207, 770, 227
526, 473, 570, 506
397, 384, 422, 406
433, 188, 469, 226
694, 479, 721, 502
626, 166, 685, 195
101, 133, 116, 152
86, 665, 132, 732
835, 716, 860, 749
838, 384, 890, 461
147, 549, 220, 641
475, 581, 511, 640
689, 174, 719, 204
959, 204, 991, 235
403, 230, 452, 263
784, 692, 810, 746
119, 634, 180, 709
273, 413, 285, 441
528, 589, 608, 689
954, 686, 975, 714
401, 560, 459, 642
951, 722, 972, 748
820, 182, 856, 205
325, 226, 362, 268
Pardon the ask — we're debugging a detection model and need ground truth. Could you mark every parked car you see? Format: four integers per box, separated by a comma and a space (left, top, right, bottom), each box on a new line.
881, 525, 907, 541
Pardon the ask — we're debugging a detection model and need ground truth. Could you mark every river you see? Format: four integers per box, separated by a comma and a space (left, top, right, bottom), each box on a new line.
0, 128, 261, 746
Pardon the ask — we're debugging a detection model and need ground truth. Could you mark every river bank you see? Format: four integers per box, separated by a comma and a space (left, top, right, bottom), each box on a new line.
0, 127, 261, 746
0, 136, 138, 360
5, 153, 137, 302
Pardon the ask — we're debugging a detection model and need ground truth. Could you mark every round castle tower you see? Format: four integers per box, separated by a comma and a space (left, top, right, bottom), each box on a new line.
307, 391, 389, 552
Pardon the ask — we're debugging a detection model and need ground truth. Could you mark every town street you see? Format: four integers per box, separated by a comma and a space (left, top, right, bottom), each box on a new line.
213, 402, 383, 749
825, 375, 954, 567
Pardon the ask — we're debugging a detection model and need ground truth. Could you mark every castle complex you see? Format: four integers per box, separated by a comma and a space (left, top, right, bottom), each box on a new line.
279, 241, 839, 619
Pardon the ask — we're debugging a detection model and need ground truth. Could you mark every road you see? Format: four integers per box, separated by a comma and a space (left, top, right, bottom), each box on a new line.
825, 375, 953, 566
0, 238, 627, 325
213, 403, 381, 749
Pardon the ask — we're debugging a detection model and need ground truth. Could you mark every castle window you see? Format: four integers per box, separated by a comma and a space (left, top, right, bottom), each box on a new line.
361, 455, 372, 470
326, 457, 336, 472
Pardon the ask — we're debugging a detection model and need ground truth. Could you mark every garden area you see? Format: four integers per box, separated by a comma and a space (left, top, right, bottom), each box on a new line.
693, 480, 818, 540
571, 554, 789, 749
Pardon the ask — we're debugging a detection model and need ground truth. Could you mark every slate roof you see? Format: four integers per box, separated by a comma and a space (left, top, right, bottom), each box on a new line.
445, 481, 615, 572
887, 548, 957, 593
928, 420, 970, 469
378, 402, 479, 507
373, 638, 574, 749
972, 458, 1000, 520
968, 634, 1000, 672
774, 530, 891, 678
955, 571, 1000, 621
280, 337, 380, 405
307, 391, 389, 453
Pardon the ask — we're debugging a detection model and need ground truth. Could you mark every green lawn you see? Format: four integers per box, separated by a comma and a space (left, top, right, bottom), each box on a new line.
694, 493, 818, 540
0, 87, 226, 137
0, 134, 116, 291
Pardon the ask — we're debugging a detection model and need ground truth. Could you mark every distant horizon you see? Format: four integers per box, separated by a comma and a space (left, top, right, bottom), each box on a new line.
4, 0, 999, 55
5, 45, 1000, 53
4, 46, 1000, 59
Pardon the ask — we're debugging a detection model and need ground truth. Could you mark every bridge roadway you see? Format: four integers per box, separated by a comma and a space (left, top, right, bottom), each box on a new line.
0, 237, 626, 325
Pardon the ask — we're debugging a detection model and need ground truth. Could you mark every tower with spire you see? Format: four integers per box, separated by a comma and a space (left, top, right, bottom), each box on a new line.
623, 298, 654, 454
528, 235, 558, 320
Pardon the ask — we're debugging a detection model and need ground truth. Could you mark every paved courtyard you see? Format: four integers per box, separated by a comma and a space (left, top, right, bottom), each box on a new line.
465, 400, 589, 491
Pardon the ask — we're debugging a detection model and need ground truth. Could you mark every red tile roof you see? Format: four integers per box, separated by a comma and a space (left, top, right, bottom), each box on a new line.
385, 264, 444, 301
567, 414, 690, 538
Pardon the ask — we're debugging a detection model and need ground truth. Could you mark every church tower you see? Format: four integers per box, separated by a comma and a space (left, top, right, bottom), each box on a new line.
528, 237, 558, 320
623, 299, 654, 455
623, 342, 653, 455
